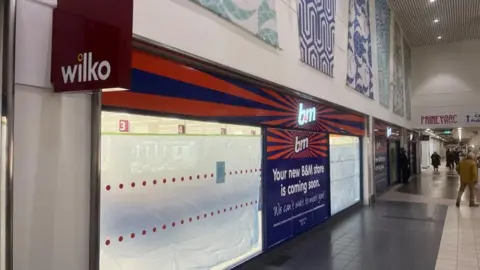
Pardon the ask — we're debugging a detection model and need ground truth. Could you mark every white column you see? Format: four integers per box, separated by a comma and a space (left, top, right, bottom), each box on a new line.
13, 86, 91, 270
13, 0, 91, 269
362, 116, 374, 205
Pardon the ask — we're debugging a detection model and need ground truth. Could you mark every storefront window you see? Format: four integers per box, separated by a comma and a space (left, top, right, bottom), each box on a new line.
329, 135, 361, 215
100, 112, 262, 270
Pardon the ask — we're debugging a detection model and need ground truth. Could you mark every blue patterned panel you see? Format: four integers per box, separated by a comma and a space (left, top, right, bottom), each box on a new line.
392, 22, 405, 116
192, 0, 279, 47
298, 0, 336, 77
346, 0, 374, 99
375, 0, 391, 108
403, 38, 412, 120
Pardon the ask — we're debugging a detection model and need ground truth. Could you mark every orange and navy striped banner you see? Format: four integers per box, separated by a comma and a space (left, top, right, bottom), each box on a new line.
103, 50, 365, 136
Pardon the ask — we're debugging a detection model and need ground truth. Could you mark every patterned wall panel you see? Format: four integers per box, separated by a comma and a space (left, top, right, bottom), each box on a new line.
298, 0, 336, 76
375, 0, 391, 108
403, 38, 412, 120
392, 22, 405, 116
346, 0, 374, 99
191, 0, 279, 47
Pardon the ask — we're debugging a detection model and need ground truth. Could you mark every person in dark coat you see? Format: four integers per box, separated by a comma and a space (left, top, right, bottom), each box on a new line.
431, 151, 441, 172
446, 149, 455, 171
455, 150, 461, 165
399, 148, 410, 184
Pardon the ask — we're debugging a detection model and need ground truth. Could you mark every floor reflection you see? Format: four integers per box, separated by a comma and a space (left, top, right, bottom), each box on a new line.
237, 201, 447, 270
397, 168, 480, 201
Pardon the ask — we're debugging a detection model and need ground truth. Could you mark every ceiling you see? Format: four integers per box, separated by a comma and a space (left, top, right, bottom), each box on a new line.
388, 0, 480, 47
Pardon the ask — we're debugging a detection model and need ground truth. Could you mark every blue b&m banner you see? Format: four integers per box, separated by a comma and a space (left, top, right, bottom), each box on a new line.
264, 128, 330, 249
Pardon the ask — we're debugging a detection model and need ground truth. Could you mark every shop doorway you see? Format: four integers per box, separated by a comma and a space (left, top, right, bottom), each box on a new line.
409, 141, 417, 175
99, 112, 263, 270
388, 141, 400, 186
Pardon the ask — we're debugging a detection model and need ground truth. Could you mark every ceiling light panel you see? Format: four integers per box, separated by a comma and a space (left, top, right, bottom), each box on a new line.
388, 0, 480, 47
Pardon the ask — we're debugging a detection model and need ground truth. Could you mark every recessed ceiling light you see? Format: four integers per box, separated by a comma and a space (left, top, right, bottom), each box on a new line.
437, 36, 442, 39
429, 0, 435, 2
434, 19, 439, 23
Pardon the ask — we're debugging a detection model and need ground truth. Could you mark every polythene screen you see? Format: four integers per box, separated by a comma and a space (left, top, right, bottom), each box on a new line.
329, 135, 361, 215
100, 113, 262, 270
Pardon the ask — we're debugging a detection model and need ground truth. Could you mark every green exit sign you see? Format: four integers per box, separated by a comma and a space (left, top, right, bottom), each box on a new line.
442, 130, 452, 134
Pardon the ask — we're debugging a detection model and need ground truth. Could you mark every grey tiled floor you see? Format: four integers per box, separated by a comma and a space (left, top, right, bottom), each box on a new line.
236, 201, 447, 270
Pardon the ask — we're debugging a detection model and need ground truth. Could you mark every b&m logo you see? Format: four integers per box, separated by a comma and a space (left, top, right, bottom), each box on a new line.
297, 103, 316, 126
294, 136, 309, 153
61, 52, 111, 84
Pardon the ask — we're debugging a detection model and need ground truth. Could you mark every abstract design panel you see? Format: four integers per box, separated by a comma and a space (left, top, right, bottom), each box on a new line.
192, 0, 279, 47
298, 0, 336, 76
346, 0, 374, 99
375, 0, 391, 108
403, 39, 412, 120
392, 22, 405, 116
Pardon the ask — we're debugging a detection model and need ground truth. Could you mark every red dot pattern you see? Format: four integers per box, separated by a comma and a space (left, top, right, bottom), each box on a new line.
104, 168, 261, 191
103, 200, 261, 246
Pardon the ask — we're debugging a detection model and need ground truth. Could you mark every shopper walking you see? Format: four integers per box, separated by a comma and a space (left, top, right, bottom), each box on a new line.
399, 148, 410, 184
431, 151, 441, 172
455, 150, 461, 165
446, 149, 455, 171
455, 153, 479, 207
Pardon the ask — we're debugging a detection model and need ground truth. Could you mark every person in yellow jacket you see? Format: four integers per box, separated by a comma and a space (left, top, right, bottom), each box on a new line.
456, 153, 479, 207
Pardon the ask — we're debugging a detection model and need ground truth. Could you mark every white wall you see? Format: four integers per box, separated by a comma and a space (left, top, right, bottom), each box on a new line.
14, 1, 91, 270
134, 0, 410, 128
411, 39, 480, 129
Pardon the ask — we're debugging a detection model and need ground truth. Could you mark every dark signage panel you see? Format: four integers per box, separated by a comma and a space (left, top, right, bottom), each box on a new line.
263, 128, 330, 248
420, 135, 430, 141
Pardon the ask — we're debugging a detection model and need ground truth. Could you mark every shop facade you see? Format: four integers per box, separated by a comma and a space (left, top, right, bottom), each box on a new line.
4, 0, 414, 268
373, 119, 411, 195
97, 46, 366, 269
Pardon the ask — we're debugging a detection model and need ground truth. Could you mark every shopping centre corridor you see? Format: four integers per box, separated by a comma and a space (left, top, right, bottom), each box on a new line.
237, 168, 480, 270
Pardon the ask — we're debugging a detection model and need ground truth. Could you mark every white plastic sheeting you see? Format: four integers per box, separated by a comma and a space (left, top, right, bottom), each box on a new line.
100, 133, 262, 270
329, 135, 361, 215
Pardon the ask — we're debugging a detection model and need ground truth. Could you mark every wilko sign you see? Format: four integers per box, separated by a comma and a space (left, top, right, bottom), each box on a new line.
61, 53, 111, 84
421, 114, 457, 125
51, 0, 132, 92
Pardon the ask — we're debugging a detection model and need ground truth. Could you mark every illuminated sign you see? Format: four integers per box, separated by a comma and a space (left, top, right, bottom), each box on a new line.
298, 103, 316, 126
386, 127, 392, 137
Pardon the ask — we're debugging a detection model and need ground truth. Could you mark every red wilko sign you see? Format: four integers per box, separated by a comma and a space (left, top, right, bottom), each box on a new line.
51, 0, 133, 92
421, 114, 458, 125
